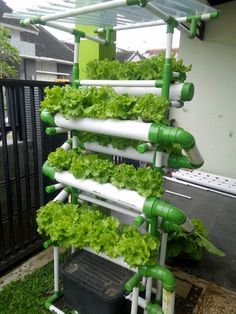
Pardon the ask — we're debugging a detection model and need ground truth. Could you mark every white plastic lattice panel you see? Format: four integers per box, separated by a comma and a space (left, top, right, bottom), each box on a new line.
172, 170, 236, 195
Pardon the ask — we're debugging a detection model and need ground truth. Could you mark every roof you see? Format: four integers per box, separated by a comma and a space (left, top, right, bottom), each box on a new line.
0, 0, 36, 33
145, 48, 179, 56
116, 49, 145, 62
62, 41, 74, 52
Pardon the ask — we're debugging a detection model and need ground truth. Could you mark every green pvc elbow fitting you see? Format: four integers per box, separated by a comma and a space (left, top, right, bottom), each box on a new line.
40, 109, 56, 126
143, 197, 186, 225
148, 123, 195, 150
42, 161, 55, 180
161, 219, 181, 233
125, 273, 142, 292
146, 303, 164, 314
44, 292, 62, 309
168, 153, 196, 169
139, 265, 176, 292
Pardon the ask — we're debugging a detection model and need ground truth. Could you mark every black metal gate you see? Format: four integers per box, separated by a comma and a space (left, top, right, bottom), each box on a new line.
0, 79, 67, 274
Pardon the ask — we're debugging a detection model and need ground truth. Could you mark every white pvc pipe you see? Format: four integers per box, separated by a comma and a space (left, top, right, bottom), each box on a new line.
78, 193, 139, 217
53, 246, 59, 292
162, 289, 175, 314
84, 34, 106, 45
165, 32, 173, 59
84, 247, 136, 272
156, 232, 168, 301
79, 80, 158, 87
49, 305, 65, 314
22, 0, 128, 24
51, 183, 65, 191
72, 135, 78, 149
96, 12, 216, 33
144, 277, 153, 314
54, 171, 146, 211
74, 42, 79, 64
131, 287, 139, 314
112, 84, 186, 101
126, 294, 147, 310
83, 142, 161, 164
185, 145, 204, 166
61, 141, 71, 151
53, 188, 69, 202
170, 101, 184, 108
51, 127, 69, 134
54, 114, 151, 142
181, 218, 195, 233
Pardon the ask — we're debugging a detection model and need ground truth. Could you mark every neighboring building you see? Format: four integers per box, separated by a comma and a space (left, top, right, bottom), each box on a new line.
116, 49, 145, 62
0, 0, 73, 81
171, 1, 236, 178
144, 48, 179, 58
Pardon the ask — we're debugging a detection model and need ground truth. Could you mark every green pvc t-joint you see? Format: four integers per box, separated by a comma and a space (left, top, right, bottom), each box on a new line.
161, 219, 181, 233
104, 26, 113, 46
166, 16, 178, 33
161, 58, 172, 98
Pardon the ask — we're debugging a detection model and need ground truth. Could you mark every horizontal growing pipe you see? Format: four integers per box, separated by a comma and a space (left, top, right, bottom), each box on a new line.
139, 265, 176, 292
77, 80, 162, 87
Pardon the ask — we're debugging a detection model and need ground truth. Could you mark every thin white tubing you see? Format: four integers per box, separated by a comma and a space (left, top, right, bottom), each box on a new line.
53, 127, 70, 134
156, 232, 168, 301
131, 287, 140, 314
154, 151, 163, 168
53, 188, 69, 202
53, 246, 59, 292
185, 145, 204, 166
22, 0, 128, 24
83, 142, 159, 164
144, 277, 153, 314
84, 247, 136, 272
165, 190, 191, 199
49, 305, 65, 314
79, 80, 158, 87
78, 193, 139, 217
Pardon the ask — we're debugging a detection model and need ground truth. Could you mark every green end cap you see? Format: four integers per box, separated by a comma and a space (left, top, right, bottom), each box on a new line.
40, 109, 56, 126
134, 215, 145, 227
45, 185, 56, 193
181, 82, 194, 101
137, 143, 149, 154
43, 239, 54, 249
210, 11, 219, 19
42, 162, 55, 180
46, 127, 56, 135
125, 273, 142, 292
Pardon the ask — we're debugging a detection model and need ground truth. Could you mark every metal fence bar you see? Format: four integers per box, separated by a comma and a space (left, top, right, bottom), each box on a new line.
0, 79, 67, 274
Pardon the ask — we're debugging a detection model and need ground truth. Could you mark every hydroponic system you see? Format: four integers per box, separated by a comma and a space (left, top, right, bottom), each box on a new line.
11, 0, 219, 313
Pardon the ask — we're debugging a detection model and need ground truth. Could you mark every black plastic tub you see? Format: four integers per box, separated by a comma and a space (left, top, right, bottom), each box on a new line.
60, 250, 134, 314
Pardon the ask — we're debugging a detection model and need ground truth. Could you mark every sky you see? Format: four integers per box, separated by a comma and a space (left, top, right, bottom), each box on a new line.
5, 0, 180, 52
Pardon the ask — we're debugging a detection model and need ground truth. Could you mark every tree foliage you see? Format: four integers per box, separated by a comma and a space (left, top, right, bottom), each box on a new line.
0, 25, 21, 78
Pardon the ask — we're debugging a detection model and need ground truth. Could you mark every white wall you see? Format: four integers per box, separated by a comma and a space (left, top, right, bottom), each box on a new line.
170, 2, 236, 178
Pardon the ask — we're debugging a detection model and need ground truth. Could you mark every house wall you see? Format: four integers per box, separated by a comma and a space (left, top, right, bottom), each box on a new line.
170, 2, 236, 178
57, 63, 72, 81
24, 59, 36, 80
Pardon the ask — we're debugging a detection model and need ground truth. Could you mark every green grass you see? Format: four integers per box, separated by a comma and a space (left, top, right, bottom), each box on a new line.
0, 251, 71, 314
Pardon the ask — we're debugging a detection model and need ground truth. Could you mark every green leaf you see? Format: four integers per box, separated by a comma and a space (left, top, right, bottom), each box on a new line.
195, 232, 225, 257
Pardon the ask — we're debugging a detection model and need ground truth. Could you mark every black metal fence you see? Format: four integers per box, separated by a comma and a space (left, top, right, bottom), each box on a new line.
0, 79, 67, 274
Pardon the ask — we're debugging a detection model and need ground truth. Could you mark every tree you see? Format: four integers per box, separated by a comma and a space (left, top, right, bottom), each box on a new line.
0, 25, 21, 78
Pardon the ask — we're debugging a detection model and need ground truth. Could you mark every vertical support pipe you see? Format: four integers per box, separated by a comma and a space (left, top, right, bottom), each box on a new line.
71, 129, 78, 254
53, 246, 59, 293
161, 22, 175, 99
156, 232, 168, 301
162, 289, 175, 314
144, 277, 153, 314
72, 36, 80, 87
131, 287, 140, 314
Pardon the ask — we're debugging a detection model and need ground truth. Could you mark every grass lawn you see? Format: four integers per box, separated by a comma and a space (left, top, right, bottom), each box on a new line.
0, 252, 71, 314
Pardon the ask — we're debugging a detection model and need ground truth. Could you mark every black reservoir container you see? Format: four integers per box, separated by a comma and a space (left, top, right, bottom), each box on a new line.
60, 250, 134, 314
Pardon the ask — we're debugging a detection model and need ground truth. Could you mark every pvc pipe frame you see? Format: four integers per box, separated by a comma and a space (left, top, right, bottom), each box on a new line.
156, 232, 168, 301
22, 0, 130, 24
